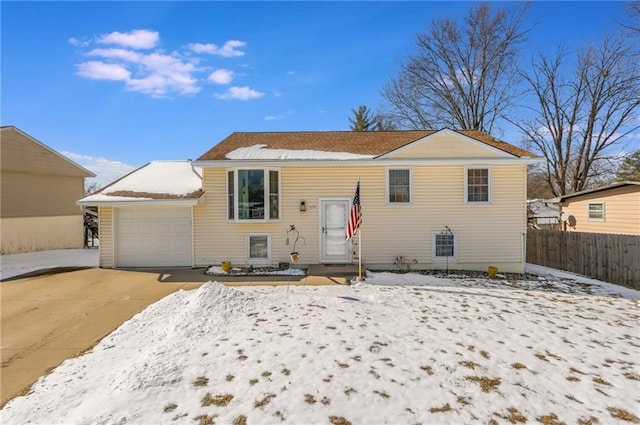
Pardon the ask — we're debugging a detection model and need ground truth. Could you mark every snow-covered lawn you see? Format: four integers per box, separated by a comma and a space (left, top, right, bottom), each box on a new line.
2, 266, 639, 425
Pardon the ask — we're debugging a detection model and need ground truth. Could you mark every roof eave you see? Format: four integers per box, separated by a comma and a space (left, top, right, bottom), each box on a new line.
77, 196, 204, 207
193, 157, 543, 168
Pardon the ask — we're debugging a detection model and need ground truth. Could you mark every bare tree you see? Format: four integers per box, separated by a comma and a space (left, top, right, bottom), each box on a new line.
381, 2, 529, 131
622, 0, 640, 34
516, 35, 640, 196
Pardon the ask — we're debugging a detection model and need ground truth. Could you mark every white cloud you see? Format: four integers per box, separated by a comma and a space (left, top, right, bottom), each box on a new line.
208, 69, 234, 85
68, 37, 90, 48
188, 40, 246, 57
264, 110, 294, 121
88, 48, 142, 62
72, 31, 259, 98
76, 61, 131, 81
61, 151, 137, 188
215, 86, 264, 100
98, 29, 159, 49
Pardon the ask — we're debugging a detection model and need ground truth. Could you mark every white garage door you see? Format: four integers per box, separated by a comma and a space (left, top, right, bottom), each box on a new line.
116, 207, 192, 267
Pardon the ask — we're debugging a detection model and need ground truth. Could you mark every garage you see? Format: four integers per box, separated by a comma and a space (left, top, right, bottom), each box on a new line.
115, 206, 193, 267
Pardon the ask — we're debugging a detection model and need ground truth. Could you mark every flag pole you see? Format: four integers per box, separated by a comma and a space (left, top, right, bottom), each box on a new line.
358, 177, 362, 282
358, 225, 362, 281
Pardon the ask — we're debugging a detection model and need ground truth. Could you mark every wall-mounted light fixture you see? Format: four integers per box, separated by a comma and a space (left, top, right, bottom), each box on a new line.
299, 201, 306, 212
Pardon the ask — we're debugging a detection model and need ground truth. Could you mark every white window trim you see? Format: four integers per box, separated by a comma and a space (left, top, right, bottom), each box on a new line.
432, 231, 457, 261
464, 166, 492, 204
246, 233, 271, 264
587, 202, 606, 221
227, 168, 281, 222
386, 167, 413, 205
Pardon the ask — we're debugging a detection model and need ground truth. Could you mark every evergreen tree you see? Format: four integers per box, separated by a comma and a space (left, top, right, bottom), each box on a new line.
349, 105, 376, 131
616, 150, 640, 181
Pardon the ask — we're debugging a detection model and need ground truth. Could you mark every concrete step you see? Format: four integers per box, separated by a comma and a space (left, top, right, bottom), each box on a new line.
307, 264, 361, 277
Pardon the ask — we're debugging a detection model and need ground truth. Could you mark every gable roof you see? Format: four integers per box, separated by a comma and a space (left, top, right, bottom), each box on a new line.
556, 181, 640, 203
196, 129, 536, 161
78, 161, 203, 206
1, 126, 96, 177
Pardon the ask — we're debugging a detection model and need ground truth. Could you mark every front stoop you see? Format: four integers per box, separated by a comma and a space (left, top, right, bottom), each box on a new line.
307, 264, 361, 280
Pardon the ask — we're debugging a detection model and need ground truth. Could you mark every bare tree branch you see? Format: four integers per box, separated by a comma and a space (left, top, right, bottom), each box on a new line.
514, 35, 640, 196
381, 2, 530, 131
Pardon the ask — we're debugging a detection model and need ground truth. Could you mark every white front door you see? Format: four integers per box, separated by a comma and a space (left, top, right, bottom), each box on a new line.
319, 199, 351, 263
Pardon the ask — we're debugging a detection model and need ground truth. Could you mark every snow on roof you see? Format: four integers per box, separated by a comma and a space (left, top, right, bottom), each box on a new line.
79, 161, 202, 204
225, 144, 375, 160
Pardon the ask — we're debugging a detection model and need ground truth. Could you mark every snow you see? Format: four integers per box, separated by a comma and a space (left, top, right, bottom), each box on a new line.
0, 248, 99, 281
81, 161, 202, 202
206, 265, 306, 276
225, 144, 375, 160
2, 269, 639, 424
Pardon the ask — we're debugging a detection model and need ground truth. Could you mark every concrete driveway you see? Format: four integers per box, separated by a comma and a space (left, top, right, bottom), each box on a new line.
0, 268, 204, 408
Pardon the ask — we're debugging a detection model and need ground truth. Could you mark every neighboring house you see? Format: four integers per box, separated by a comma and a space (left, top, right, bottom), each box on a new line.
1, 126, 95, 254
527, 199, 560, 230
556, 181, 640, 235
79, 129, 538, 273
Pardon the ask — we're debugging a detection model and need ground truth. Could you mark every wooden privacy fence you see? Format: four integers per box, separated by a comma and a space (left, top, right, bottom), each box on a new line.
527, 229, 640, 289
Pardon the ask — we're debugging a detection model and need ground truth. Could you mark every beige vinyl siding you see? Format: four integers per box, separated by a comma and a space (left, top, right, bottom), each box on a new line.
1, 172, 84, 218
98, 207, 114, 268
1, 128, 91, 177
194, 164, 527, 272
562, 186, 640, 235
0, 215, 84, 254
385, 132, 506, 159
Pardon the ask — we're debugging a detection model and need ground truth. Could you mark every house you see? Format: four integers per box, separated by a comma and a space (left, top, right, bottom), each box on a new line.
527, 199, 560, 230
78, 129, 539, 273
556, 181, 640, 235
1, 126, 95, 254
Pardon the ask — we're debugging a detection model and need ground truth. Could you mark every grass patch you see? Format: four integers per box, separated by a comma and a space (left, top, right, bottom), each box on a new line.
249, 379, 259, 385
430, 403, 452, 413
373, 390, 390, 399
569, 367, 586, 375
232, 416, 247, 425
344, 387, 357, 396
261, 371, 272, 378
566, 376, 580, 382
495, 407, 527, 424
254, 393, 276, 408
535, 353, 549, 362
577, 417, 600, 425
336, 361, 349, 369
304, 394, 317, 404
607, 407, 639, 423
459, 361, 479, 369
420, 365, 434, 375
624, 372, 640, 381
511, 363, 527, 370
321, 396, 331, 405
465, 376, 501, 393
329, 416, 352, 425
565, 394, 583, 404
537, 413, 566, 425
194, 414, 217, 425
201, 393, 234, 407
226, 374, 234, 382
193, 376, 209, 387
163, 403, 177, 412
480, 350, 490, 359
593, 377, 611, 386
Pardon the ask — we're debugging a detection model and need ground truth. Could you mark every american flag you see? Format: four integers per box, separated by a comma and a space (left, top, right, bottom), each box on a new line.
346, 181, 361, 240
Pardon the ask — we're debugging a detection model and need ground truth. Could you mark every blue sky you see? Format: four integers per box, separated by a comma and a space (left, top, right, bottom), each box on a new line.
1, 1, 633, 186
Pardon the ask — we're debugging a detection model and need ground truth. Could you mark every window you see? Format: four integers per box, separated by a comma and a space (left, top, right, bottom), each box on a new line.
466, 168, 490, 203
588, 202, 605, 221
228, 169, 279, 221
387, 169, 411, 203
247, 234, 270, 263
433, 232, 456, 259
